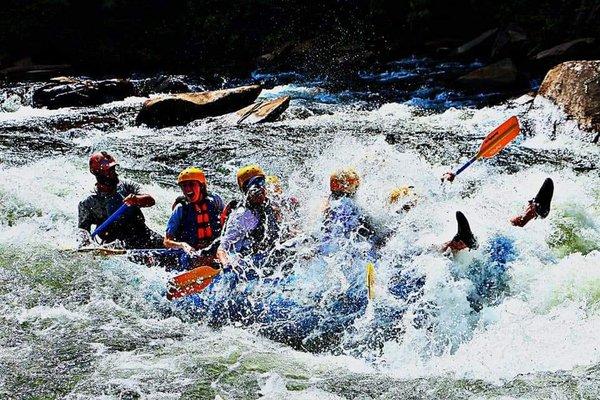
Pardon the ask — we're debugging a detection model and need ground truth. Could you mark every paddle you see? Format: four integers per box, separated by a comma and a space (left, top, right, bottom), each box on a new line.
91, 204, 129, 238
444, 116, 520, 182
366, 262, 375, 300
167, 265, 221, 300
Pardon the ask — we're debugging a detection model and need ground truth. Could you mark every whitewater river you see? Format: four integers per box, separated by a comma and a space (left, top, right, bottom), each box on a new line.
1, 60, 600, 399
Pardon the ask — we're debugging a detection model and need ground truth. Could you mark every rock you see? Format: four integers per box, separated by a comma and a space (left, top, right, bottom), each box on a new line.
490, 25, 529, 60
236, 96, 290, 124
0, 57, 71, 78
537, 60, 600, 135
456, 58, 519, 88
136, 85, 262, 128
533, 38, 597, 62
510, 93, 535, 106
136, 75, 192, 96
49, 76, 78, 84
32, 79, 135, 109
456, 29, 498, 56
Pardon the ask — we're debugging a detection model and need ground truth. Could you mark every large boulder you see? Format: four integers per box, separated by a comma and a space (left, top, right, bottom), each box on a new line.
32, 79, 134, 109
236, 96, 290, 124
136, 85, 262, 128
533, 38, 597, 62
537, 60, 600, 135
456, 58, 519, 88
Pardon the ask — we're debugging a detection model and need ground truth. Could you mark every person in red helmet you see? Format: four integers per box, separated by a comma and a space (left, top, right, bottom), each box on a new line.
78, 151, 163, 249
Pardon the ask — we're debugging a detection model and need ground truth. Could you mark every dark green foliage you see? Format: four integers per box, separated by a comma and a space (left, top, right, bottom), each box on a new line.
0, 0, 598, 74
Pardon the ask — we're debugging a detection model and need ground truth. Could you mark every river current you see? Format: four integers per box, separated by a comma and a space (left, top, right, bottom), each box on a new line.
1, 59, 600, 399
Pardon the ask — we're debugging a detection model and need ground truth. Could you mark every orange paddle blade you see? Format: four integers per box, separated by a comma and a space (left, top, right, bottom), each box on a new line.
167, 276, 214, 300
171, 265, 220, 288
477, 116, 520, 159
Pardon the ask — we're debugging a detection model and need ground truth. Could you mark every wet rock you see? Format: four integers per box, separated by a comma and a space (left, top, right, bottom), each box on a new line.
49, 76, 78, 84
456, 58, 519, 88
32, 79, 135, 109
510, 93, 535, 106
533, 38, 597, 62
456, 29, 498, 56
136, 85, 262, 128
236, 96, 290, 124
136, 75, 192, 96
537, 60, 600, 135
0, 57, 70, 79
490, 25, 529, 60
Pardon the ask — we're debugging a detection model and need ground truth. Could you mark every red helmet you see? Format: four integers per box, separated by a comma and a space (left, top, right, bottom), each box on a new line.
89, 151, 118, 176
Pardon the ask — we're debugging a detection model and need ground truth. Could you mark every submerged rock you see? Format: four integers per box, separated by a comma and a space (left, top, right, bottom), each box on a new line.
456, 58, 519, 88
538, 60, 600, 136
32, 79, 135, 109
236, 96, 290, 124
135, 85, 262, 128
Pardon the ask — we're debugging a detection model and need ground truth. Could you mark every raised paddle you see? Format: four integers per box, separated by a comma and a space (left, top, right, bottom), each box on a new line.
91, 204, 129, 238
167, 265, 221, 300
443, 116, 520, 182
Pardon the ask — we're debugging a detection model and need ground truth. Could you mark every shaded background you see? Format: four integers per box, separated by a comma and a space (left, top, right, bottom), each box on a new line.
1, 0, 598, 76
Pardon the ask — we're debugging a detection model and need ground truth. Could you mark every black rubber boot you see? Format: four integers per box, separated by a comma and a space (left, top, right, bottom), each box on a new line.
533, 178, 554, 219
453, 211, 478, 250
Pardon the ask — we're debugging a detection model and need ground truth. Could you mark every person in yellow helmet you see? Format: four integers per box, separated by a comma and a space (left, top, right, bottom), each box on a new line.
216, 164, 280, 273
164, 167, 224, 268
266, 174, 301, 237
321, 167, 379, 256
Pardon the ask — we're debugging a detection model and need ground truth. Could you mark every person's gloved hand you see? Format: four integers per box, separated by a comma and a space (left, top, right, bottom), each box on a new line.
123, 194, 141, 206
441, 171, 456, 183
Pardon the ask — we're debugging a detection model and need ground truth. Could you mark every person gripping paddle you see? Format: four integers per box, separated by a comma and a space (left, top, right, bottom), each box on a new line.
442, 116, 521, 183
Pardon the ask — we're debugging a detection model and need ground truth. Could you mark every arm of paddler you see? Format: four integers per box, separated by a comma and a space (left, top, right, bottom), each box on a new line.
216, 248, 229, 267
77, 200, 93, 247
163, 233, 195, 255
163, 206, 194, 254
123, 193, 155, 207
215, 208, 252, 269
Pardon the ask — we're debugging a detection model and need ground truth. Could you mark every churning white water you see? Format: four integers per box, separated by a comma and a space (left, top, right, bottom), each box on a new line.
0, 71, 599, 398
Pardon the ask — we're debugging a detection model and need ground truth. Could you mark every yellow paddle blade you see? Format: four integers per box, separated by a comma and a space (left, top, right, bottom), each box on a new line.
477, 116, 520, 159
366, 262, 375, 300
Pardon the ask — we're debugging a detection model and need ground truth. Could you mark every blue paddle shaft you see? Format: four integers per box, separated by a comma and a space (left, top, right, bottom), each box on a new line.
91, 204, 129, 238
454, 156, 478, 176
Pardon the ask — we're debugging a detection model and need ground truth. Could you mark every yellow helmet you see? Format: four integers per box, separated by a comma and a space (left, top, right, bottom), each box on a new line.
177, 167, 206, 185
330, 167, 360, 195
236, 164, 265, 191
388, 186, 414, 204
266, 175, 282, 194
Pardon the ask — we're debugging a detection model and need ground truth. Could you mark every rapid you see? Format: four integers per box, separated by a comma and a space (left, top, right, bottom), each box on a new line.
1, 60, 600, 399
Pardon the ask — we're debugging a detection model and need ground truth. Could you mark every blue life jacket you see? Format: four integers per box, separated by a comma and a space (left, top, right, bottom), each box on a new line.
170, 194, 223, 253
